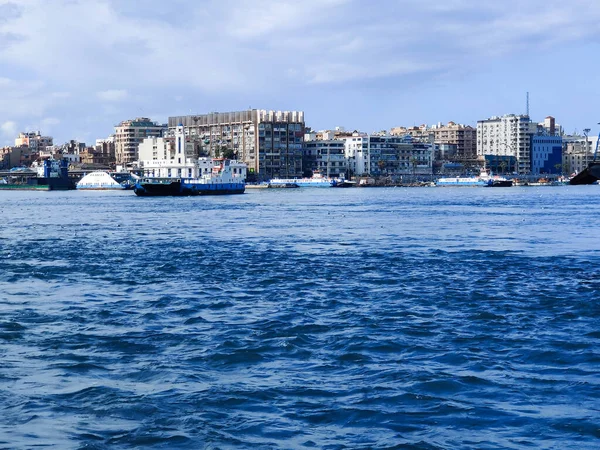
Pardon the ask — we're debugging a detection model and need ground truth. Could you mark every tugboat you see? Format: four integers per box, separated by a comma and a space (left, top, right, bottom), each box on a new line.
134, 158, 246, 196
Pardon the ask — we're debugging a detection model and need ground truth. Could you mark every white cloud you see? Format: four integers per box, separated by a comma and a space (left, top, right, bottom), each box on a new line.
1, 120, 17, 138
97, 89, 128, 102
40, 117, 60, 133
1, 0, 600, 140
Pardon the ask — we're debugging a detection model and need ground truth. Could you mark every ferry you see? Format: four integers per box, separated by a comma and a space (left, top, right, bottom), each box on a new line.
436, 169, 512, 187
0, 159, 75, 191
134, 158, 246, 196
76, 171, 136, 190
268, 172, 340, 188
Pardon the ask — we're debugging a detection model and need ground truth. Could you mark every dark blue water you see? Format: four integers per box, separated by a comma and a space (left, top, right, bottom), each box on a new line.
1, 186, 599, 449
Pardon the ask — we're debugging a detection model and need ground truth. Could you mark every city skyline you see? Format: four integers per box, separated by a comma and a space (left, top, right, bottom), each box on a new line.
1, 0, 600, 146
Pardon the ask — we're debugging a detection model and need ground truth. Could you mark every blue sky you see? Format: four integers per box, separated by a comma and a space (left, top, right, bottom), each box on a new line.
1, 0, 600, 146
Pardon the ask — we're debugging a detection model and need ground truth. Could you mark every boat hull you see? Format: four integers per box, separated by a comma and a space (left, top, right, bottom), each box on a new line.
76, 186, 129, 190
436, 179, 487, 187
134, 179, 245, 196
269, 177, 336, 187
569, 162, 600, 185
486, 180, 513, 187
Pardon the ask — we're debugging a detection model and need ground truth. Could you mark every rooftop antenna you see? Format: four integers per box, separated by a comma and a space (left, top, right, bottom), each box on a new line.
526, 92, 530, 117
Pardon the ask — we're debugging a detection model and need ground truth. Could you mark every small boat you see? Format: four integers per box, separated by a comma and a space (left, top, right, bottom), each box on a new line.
334, 180, 357, 188
436, 169, 512, 187
268, 182, 299, 189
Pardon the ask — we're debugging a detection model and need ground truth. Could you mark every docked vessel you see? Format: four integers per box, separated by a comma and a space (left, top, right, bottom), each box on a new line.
134, 158, 246, 196
569, 162, 600, 185
76, 171, 136, 190
0, 159, 75, 191
268, 172, 340, 187
436, 169, 512, 187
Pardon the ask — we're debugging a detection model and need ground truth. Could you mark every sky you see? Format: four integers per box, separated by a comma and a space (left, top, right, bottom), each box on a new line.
1, 0, 600, 146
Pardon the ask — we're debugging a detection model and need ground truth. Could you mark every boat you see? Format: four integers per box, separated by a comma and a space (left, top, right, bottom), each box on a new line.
134, 158, 246, 196
436, 169, 512, 187
334, 179, 357, 188
0, 159, 75, 191
569, 161, 600, 185
268, 172, 339, 188
267, 182, 299, 188
76, 171, 136, 190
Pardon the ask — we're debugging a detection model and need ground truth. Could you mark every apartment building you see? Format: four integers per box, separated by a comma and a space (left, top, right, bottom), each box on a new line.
168, 110, 304, 179
343, 134, 433, 177
114, 118, 165, 165
390, 125, 432, 142
562, 135, 599, 176
15, 132, 53, 151
477, 114, 537, 174
303, 138, 346, 178
433, 122, 477, 162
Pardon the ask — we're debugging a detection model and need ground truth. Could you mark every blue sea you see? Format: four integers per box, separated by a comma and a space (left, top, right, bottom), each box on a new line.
1, 186, 599, 449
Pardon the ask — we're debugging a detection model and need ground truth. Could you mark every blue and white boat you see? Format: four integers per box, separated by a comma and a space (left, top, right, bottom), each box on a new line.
134, 158, 246, 196
268, 172, 339, 188
436, 169, 512, 187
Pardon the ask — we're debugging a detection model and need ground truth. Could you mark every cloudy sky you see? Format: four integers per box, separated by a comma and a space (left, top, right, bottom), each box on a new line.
1, 0, 599, 145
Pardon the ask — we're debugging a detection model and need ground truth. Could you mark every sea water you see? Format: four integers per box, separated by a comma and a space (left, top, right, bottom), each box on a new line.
0, 186, 599, 449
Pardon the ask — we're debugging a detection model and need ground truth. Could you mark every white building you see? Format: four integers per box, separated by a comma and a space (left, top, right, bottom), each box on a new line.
477, 114, 537, 174
138, 125, 196, 177
138, 125, 247, 179
341, 133, 368, 174
342, 134, 433, 177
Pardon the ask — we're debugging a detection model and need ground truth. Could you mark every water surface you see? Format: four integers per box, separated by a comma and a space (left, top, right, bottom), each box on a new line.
1, 186, 599, 449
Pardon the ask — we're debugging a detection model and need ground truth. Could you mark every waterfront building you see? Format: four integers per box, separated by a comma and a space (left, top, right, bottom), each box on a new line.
303, 137, 347, 177
168, 109, 304, 179
138, 124, 195, 164
138, 125, 244, 180
562, 135, 599, 176
477, 114, 537, 174
343, 134, 433, 177
114, 118, 165, 165
433, 122, 477, 163
14, 132, 53, 151
339, 132, 368, 176
531, 135, 563, 174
